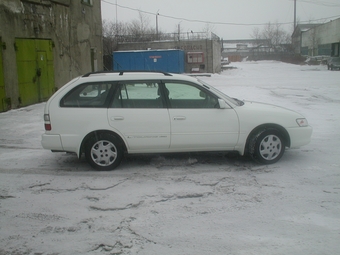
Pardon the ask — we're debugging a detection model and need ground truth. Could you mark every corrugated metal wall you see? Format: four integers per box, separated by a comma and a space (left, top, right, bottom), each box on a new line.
113, 50, 185, 73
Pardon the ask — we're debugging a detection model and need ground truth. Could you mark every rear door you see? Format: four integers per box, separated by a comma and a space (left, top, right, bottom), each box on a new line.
108, 81, 170, 151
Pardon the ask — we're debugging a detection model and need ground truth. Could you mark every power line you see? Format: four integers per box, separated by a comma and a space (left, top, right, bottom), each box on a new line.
101, 0, 340, 27
292, 0, 340, 7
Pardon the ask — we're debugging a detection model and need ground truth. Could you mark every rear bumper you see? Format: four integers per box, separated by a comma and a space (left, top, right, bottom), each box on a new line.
41, 134, 64, 151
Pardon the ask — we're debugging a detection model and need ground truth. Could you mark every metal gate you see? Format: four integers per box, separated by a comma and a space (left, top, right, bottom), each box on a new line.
15, 39, 54, 106
0, 38, 6, 112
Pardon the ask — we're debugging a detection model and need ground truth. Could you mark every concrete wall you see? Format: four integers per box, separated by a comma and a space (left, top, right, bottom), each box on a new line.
116, 39, 222, 74
0, 0, 103, 109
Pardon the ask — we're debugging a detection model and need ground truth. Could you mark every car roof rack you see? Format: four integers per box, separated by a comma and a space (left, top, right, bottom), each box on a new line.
82, 70, 173, 77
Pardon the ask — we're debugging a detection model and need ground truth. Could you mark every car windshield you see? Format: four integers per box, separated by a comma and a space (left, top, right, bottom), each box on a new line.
197, 78, 243, 106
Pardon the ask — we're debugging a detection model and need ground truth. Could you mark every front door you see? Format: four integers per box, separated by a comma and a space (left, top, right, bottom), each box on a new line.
164, 81, 239, 150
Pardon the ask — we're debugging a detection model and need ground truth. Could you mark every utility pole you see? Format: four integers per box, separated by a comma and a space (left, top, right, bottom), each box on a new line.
116, 0, 118, 26
156, 10, 159, 40
294, 0, 297, 29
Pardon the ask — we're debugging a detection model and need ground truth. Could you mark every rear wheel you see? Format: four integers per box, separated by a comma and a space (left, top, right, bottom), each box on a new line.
85, 133, 123, 170
249, 129, 285, 164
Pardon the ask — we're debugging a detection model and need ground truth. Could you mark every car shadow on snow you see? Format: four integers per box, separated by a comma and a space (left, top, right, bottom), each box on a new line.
121, 152, 256, 171
48, 151, 257, 173
50, 149, 308, 173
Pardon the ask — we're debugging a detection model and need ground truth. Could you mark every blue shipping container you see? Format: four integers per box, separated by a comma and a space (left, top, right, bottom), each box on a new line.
113, 49, 185, 73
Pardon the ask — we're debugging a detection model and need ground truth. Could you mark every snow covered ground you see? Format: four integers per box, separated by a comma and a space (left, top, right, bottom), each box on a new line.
0, 61, 339, 255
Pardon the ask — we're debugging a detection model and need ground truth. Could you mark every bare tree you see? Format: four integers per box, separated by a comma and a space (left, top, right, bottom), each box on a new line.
127, 11, 160, 41
102, 19, 129, 55
201, 23, 215, 39
102, 19, 117, 55
251, 27, 261, 41
102, 19, 132, 70
251, 21, 291, 50
261, 22, 274, 47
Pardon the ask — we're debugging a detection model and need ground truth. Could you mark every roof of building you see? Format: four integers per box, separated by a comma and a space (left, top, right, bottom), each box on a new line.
292, 24, 322, 38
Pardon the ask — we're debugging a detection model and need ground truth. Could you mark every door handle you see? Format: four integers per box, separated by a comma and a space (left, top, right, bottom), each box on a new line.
173, 116, 186, 120
111, 116, 124, 121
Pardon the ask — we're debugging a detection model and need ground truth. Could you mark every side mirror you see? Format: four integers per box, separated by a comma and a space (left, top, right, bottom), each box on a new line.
218, 99, 230, 109
199, 91, 206, 98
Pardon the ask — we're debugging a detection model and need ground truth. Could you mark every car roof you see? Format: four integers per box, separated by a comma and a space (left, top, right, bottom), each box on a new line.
79, 71, 200, 83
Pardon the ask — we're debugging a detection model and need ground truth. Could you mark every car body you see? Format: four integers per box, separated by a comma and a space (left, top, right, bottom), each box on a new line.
221, 57, 230, 65
42, 71, 312, 170
327, 57, 340, 70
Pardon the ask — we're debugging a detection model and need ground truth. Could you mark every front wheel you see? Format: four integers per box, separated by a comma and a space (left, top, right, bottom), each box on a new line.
85, 133, 123, 171
248, 129, 285, 164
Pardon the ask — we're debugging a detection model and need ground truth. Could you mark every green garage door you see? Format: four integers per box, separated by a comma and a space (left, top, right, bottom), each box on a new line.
0, 38, 6, 112
15, 39, 54, 106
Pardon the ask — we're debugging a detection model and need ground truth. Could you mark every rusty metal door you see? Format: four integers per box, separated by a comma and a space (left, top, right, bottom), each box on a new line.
15, 39, 54, 106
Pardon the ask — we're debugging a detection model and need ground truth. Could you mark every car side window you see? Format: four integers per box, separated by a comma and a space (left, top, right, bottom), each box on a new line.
111, 82, 163, 108
60, 83, 113, 107
164, 82, 218, 108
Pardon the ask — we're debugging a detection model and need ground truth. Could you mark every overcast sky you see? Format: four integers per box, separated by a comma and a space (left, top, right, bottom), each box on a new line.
101, 0, 340, 39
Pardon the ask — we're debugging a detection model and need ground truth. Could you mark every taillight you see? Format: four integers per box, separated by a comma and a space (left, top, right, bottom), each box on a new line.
44, 114, 51, 131
45, 123, 52, 131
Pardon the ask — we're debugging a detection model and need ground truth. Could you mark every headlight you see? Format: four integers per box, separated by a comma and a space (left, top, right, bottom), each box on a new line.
296, 118, 308, 127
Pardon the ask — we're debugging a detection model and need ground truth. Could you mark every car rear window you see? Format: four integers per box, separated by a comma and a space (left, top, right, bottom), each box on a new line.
60, 82, 114, 107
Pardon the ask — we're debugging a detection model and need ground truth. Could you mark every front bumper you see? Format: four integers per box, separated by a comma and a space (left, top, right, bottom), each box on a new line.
287, 125, 313, 148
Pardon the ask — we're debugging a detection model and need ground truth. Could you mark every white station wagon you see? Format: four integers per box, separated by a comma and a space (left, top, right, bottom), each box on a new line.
42, 71, 312, 170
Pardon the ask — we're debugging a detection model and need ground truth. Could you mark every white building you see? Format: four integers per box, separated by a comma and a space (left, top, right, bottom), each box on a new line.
292, 18, 340, 57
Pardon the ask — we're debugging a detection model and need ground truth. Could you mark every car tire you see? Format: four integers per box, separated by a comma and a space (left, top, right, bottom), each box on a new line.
249, 128, 285, 164
85, 133, 123, 171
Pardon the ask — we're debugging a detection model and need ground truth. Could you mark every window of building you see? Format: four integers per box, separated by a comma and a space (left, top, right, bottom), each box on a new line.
332, 43, 339, 57
187, 52, 204, 63
81, 0, 93, 6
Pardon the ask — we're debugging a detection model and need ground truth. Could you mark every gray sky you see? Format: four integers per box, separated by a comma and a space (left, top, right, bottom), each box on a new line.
101, 0, 340, 39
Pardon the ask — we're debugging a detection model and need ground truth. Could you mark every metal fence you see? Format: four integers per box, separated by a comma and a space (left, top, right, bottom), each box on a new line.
114, 32, 220, 43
